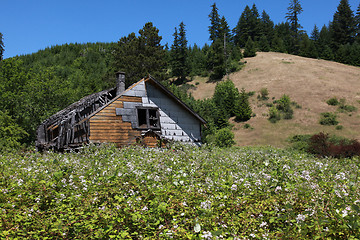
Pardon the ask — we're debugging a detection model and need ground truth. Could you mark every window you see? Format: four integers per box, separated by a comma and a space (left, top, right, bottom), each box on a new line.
136, 107, 161, 130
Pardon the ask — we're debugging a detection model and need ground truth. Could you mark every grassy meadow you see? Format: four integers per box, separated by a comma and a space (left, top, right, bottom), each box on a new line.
1, 144, 359, 239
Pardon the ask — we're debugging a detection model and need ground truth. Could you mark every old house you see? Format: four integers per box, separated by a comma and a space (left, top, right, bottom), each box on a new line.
36, 72, 206, 151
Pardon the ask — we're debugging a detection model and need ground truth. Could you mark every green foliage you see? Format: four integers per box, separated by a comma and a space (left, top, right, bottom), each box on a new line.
277, 94, 294, 119
258, 87, 269, 100
112, 22, 167, 86
338, 98, 357, 112
268, 106, 281, 123
319, 112, 339, 125
170, 22, 189, 81
2, 145, 360, 238
214, 128, 235, 147
327, 97, 340, 106
234, 88, 252, 122
243, 37, 257, 58
0, 111, 28, 151
213, 80, 240, 118
0, 32, 4, 61
331, 0, 355, 48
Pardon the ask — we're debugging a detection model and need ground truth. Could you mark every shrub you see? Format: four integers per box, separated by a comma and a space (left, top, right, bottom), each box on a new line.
234, 88, 252, 122
335, 125, 343, 130
288, 134, 312, 152
0, 111, 28, 151
319, 112, 338, 125
308, 132, 360, 158
326, 97, 339, 106
214, 128, 235, 148
258, 88, 269, 100
268, 106, 281, 123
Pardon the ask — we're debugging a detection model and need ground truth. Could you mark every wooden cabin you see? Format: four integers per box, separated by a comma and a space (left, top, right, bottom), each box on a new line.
36, 73, 206, 151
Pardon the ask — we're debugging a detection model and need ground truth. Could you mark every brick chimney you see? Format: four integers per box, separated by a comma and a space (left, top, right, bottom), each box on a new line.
116, 71, 125, 96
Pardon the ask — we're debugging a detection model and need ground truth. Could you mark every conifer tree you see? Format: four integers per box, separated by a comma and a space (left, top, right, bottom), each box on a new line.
0, 33, 4, 61
260, 11, 275, 44
310, 25, 320, 41
170, 22, 189, 82
286, 0, 303, 53
208, 3, 221, 42
243, 37, 256, 57
233, 4, 261, 47
112, 22, 166, 86
330, 0, 355, 48
233, 5, 252, 47
235, 88, 252, 122
354, 3, 360, 42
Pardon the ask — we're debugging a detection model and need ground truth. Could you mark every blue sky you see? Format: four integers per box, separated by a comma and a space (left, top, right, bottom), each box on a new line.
1, 0, 360, 59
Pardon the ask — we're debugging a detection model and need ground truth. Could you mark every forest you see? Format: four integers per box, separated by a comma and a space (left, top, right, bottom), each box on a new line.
1, 0, 360, 150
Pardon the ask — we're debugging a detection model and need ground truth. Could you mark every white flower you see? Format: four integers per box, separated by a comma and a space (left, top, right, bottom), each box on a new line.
231, 184, 237, 191
259, 221, 268, 228
200, 200, 212, 210
296, 214, 306, 223
142, 206, 148, 211
202, 231, 212, 239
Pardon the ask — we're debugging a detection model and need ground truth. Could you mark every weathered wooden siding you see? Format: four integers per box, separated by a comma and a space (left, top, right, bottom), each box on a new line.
89, 96, 142, 147
145, 82, 202, 144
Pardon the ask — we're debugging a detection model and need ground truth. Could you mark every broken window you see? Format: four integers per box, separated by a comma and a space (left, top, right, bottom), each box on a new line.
136, 107, 160, 130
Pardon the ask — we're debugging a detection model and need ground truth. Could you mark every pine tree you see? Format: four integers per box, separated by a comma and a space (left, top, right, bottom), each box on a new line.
310, 25, 320, 41
330, 0, 355, 48
286, 0, 303, 53
208, 3, 221, 42
260, 11, 275, 44
235, 88, 252, 122
243, 37, 256, 57
233, 5, 252, 47
233, 4, 261, 47
354, 3, 360, 42
112, 22, 166, 86
0, 33, 4, 61
170, 22, 189, 82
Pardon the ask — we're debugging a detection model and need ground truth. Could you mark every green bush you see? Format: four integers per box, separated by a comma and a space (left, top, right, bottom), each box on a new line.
268, 106, 281, 123
258, 88, 269, 100
326, 97, 339, 106
0, 111, 28, 151
214, 128, 235, 148
319, 112, 339, 125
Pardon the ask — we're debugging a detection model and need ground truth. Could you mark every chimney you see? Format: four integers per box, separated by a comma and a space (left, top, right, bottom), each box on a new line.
116, 71, 125, 96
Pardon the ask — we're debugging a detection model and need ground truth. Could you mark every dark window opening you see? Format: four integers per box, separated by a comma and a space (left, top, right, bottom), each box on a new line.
137, 107, 160, 130
137, 108, 147, 128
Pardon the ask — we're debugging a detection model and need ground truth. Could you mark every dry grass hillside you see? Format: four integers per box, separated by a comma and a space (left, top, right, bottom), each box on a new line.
188, 52, 360, 147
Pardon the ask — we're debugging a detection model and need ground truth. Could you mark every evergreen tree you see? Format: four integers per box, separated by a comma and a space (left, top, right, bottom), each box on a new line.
170, 22, 189, 82
260, 10, 275, 45
0, 33, 4, 61
330, 0, 355, 48
310, 25, 320, 41
286, 0, 303, 53
274, 22, 293, 53
299, 33, 318, 58
259, 35, 270, 52
233, 5, 252, 47
212, 80, 240, 118
208, 39, 226, 81
243, 36, 256, 57
112, 22, 166, 86
355, 3, 360, 42
233, 4, 261, 47
208, 3, 221, 42
235, 88, 252, 122
188, 44, 208, 77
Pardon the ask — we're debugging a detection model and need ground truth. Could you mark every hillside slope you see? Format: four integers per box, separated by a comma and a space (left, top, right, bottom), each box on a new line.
189, 52, 360, 147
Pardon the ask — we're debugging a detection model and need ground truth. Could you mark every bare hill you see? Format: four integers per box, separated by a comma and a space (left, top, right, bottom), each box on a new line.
188, 52, 360, 147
